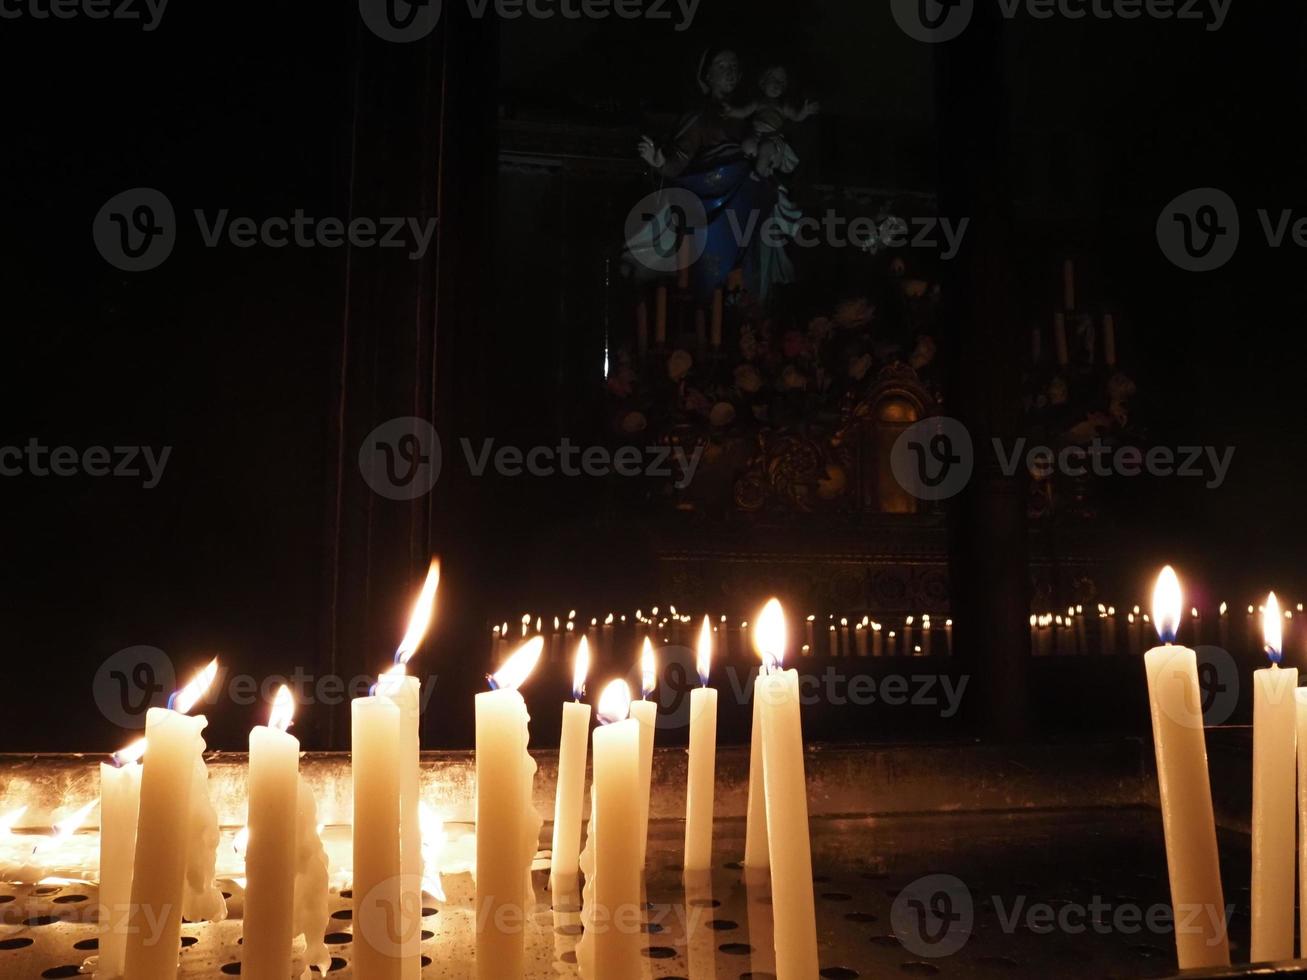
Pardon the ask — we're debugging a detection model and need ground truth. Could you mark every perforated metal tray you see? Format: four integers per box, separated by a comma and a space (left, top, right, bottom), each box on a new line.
0, 808, 1259, 979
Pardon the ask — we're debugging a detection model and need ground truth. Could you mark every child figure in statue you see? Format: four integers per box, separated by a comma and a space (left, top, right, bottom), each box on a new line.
726, 65, 819, 178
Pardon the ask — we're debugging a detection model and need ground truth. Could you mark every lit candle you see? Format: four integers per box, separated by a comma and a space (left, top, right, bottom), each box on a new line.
1252, 591, 1297, 961
944, 618, 953, 656
551, 636, 592, 887
242, 687, 301, 980
476, 637, 544, 980
376, 558, 441, 980
631, 638, 658, 867
804, 615, 815, 654
1296, 686, 1307, 956
903, 616, 914, 655
922, 614, 932, 656
578, 681, 642, 978
602, 613, 615, 658
353, 688, 402, 980
743, 637, 769, 880
756, 599, 819, 979
855, 621, 868, 658
684, 617, 718, 874
1143, 567, 1230, 969
839, 617, 849, 658
98, 737, 144, 978
1219, 601, 1229, 651
124, 659, 220, 980
872, 622, 883, 658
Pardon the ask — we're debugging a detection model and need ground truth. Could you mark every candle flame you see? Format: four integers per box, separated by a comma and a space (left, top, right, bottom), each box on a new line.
396, 559, 440, 666
170, 658, 219, 714
596, 680, 631, 725
1264, 591, 1283, 664
419, 802, 447, 902
268, 685, 295, 732
697, 616, 713, 686
0, 806, 28, 836
641, 637, 657, 699
1151, 567, 1182, 644
111, 737, 147, 767
232, 825, 250, 857
572, 636, 591, 701
35, 798, 99, 856
488, 636, 543, 692
755, 598, 787, 673
604, 613, 614, 626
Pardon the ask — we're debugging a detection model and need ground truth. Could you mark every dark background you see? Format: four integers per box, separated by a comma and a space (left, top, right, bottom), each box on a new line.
3, 2, 1305, 752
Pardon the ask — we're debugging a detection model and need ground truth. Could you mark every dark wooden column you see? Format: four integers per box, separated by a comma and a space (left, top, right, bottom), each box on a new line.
936, 4, 1032, 738
320, 9, 497, 748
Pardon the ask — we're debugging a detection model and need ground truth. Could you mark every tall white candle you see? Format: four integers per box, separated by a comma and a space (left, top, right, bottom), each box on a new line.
353, 694, 402, 980
578, 681, 642, 979
1296, 688, 1307, 957
552, 636, 592, 886
1252, 591, 1297, 962
381, 557, 440, 980
98, 739, 143, 978
293, 778, 331, 976
631, 637, 658, 868
684, 617, 718, 874
743, 664, 769, 878
124, 659, 219, 980
476, 637, 544, 980
756, 599, 820, 980
1143, 567, 1230, 970
243, 686, 300, 980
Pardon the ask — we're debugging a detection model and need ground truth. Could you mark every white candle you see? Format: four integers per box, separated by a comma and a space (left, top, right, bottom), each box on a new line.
631, 637, 658, 868
476, 637, 544, 980
1143, 567, 1230, 970
1296, 688, 1307, 957
182, 742, 226, 924
684, 617, 718, 874
98, 740, 143, 978
1252, 591, 1297, 962
381, 557, 439, 979
743, 660, 769, 879
552, 636, 592, 886
293, 778, 331, 976
578, 681, 642, 979
353, 694, 402, 980
756, 599, 819, 979
124, 659, 219, 980
243, 687, 300, 980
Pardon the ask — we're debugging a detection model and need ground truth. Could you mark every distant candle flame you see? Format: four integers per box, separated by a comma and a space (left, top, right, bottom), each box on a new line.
596, 680, 632, 725
268, 685, 295, 732
111, 737, 147, 767
1220, 601, 1228, 615
641, 637, 657, 699
697, 616, 713, 687
1152, 567, 1182, 644
1264, 591, 1283, 665
0, 806, 28, 836
604, 613, 614, 626
488, 636, 543, 692
572, 636, 591, 701
419, 802, 447, 902
170, 658, 219, 714
231, 825, 250, 858
34, 798, 98, 856
395, 559, 441, 666
755, 598, 787, 673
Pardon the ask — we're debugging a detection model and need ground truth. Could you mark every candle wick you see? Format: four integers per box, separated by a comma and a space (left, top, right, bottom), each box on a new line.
486, 673, 500, 692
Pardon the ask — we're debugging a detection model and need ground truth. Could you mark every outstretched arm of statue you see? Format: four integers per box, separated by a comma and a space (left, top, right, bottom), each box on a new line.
637, 122, 701, 178
783, 99, 821, 122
